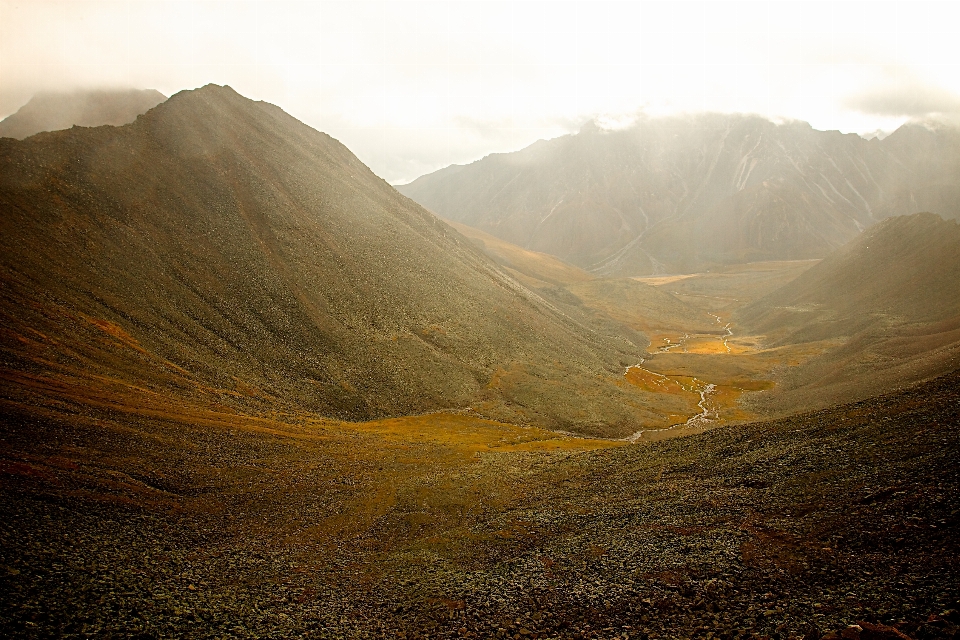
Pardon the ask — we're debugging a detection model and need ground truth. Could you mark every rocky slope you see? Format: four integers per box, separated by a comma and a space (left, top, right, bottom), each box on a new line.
0, 84, 664, 435
2, 355, 956, 638
399, 115, 960, 275
0, 89, 166, 139
448, 219, 715, 341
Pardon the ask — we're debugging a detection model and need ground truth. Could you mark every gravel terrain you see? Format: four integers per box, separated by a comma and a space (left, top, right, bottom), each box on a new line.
2, 370, 958, 638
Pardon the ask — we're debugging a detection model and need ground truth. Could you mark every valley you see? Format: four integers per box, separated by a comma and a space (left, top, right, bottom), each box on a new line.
3, 342, 957, 638
1, 84, 958, 639
448, 219, 827, 437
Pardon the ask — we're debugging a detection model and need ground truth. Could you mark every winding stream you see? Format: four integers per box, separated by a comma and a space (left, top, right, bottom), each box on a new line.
655, 333, 690, 353
622, 367, 719, 442
685, 382, 718, 428
709, 313, 733, 353
622, 316, 735, 442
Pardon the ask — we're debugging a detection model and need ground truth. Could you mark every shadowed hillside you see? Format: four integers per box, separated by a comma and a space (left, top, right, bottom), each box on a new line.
399, 115, 960, 275
738, 213, 960, 414
0, 84, 680, 436
741, 213, 960, 341
0, 89, 166, 140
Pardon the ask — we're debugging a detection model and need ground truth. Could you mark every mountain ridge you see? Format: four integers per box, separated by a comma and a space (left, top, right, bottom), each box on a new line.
398, 114, 960, 275
0, 84, 671, 436
736, 211, 960, 415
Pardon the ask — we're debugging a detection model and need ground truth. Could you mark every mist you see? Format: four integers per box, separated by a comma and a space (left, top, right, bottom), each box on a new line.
846, 71, 960, 121
2, 1, 959, 183
3, 2, 960, 635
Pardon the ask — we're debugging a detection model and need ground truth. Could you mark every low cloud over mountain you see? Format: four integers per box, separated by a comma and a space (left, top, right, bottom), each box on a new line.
400, 114, 960, 275
0, 88, 166, 139
845, 73, 960, 120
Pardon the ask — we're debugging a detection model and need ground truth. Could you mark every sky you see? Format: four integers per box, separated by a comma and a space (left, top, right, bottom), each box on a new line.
2, 1, 960, 184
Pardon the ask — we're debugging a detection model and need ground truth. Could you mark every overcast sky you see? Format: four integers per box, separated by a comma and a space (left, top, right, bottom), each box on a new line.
2, 1, 959, 184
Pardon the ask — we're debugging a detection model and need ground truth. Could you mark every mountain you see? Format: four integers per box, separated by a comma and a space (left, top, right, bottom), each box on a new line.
738, 212, 960, 413
446, 219, 595, 288
0, 89, 166, 140
740, 212, 960, 339
398, 114, 960, 275
0, 84, 679, 436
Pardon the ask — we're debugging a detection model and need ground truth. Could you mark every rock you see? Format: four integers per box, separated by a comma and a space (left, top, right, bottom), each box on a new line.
802, 624, 821, 640
857, 621, 912, 640
841, 624, 863, 640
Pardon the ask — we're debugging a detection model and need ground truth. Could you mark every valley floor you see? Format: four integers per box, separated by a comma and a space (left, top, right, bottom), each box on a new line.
2, 369, 958, 639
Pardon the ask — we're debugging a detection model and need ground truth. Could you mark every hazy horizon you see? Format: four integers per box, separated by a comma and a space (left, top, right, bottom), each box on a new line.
3, 4, 960, 635
2, 1, 959, 184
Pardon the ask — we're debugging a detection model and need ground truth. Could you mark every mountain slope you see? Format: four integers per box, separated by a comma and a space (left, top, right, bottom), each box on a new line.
446, 219, 594, 287
399, 115, 960, 275
0, 84, 667, 436
0, 89, 166, 139
737, 212, 960, 413
3, 348, 957, 637
741, 212, 960, 340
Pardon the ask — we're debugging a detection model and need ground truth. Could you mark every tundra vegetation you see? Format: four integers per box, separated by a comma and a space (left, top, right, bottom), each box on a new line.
1, 86, 958, 638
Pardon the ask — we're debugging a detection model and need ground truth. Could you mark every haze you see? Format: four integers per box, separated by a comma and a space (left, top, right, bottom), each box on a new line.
3, 3, 960, 635
2, 0, 959, 183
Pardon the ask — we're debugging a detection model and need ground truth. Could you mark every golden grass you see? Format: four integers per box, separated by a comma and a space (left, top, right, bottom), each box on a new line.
448, 220, 594, 286
604, 262, 827, 432
270, 412, 621, 553
633, 274, 698, 286
319, 412, 622, 455
1, 361, 625, 560
682, 337, 753, 355
623, 366, 693, 396
566, 279, 717, 334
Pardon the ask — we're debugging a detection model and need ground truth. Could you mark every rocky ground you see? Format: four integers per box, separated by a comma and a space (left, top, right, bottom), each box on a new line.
2, 370, 958, 638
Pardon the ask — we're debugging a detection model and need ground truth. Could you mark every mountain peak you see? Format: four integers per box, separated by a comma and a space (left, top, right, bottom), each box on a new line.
178, 83, 241, 99
0, 85, 653, 436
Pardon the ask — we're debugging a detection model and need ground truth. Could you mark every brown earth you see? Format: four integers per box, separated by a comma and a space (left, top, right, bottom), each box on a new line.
2, 355, 957, 638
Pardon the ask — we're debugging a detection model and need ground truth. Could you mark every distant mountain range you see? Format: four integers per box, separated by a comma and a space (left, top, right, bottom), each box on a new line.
0, 84, 676, 436
0, 89, 166, 140
398, 114, 960, 275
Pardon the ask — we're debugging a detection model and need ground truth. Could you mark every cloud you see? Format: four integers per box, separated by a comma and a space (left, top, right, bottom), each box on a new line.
4, 1, 960, 182
845, 77, 960, 118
